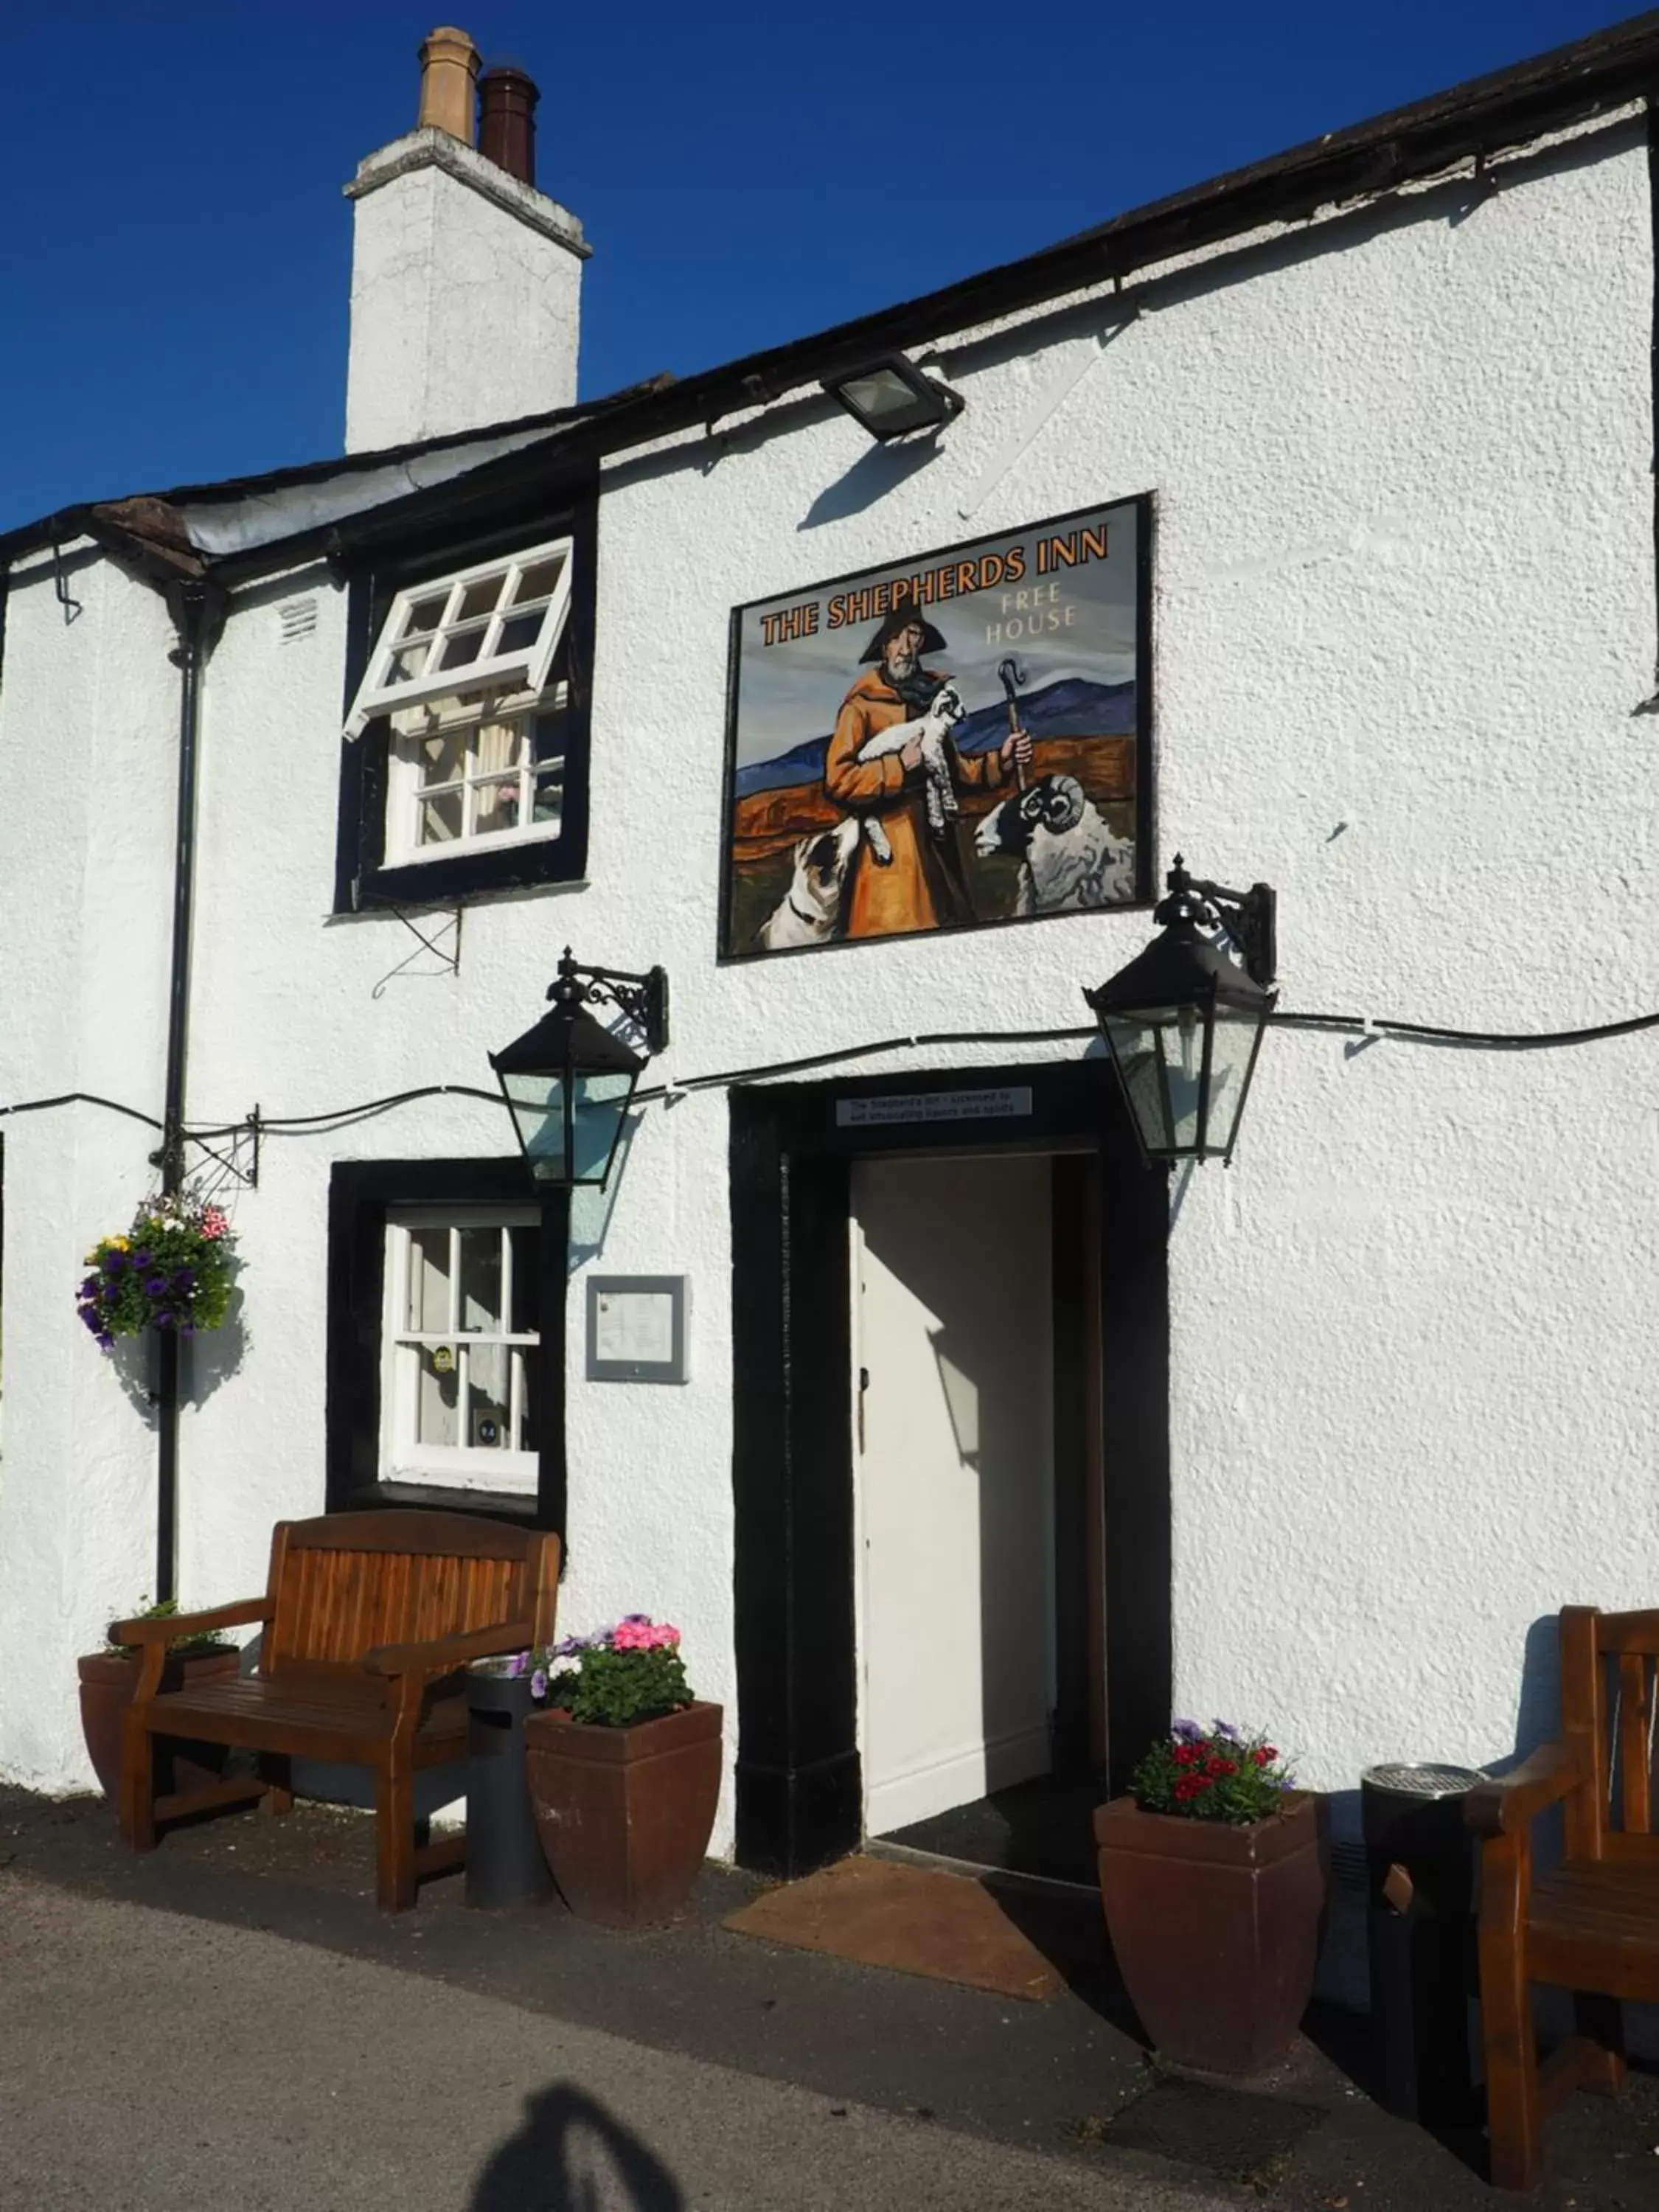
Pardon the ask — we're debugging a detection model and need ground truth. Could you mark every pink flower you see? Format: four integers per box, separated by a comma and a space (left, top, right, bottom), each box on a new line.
609, 1617, 681, 1652
200, 1208, 229, 1240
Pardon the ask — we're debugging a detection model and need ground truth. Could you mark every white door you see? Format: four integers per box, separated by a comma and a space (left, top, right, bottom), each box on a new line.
853, 1152, 1056, 1835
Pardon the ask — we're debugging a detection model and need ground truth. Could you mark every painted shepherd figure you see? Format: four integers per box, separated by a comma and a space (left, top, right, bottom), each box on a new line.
824, 606, 1032, 939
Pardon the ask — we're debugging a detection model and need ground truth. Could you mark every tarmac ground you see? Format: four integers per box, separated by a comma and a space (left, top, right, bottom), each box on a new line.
2, 1787, 1656, 2211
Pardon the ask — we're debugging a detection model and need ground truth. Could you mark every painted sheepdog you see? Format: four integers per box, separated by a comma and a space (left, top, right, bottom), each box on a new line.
757, 815, 860, 949
852, 680, 967, 863
974, 774, 1135, 914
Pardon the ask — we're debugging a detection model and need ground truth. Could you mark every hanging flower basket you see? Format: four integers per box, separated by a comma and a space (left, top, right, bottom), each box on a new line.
77, 1195, 237, 1348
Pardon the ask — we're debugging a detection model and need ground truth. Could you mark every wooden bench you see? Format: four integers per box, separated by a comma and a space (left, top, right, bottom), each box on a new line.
1467, 1604, 1659, 2190
116, 1509, 559, 1911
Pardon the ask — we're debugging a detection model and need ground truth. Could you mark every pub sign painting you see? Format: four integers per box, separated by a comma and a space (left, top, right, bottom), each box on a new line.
721, 495, 1150, 959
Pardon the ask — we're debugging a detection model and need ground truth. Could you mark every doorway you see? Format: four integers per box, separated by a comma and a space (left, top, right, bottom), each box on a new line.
853, 1150, 1109, 1884
728, 1057, 1169, 1882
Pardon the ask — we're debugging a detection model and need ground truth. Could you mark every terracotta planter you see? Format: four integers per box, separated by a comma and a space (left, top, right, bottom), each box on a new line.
1095, 1792, 1324, 2075
77, 1647, 241, 1803
525, 1700, 722, 1927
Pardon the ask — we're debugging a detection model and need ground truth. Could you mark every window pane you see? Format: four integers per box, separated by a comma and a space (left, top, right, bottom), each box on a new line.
517, 1349, 539, 1453
387, 641, 429, 684
472, 779, 521, 836
420, 790, 464, 846
401, 594, 449, 637
511, 557, 565, 605
457, 577, 504, 622
437, 626, 488, 671
495, 612, 543, 657
474, 717, 523, 775
532, 706, 568, 766
531, 771, 563, 827
508, 1226, 540, 1333
406, 1226, 451, 1332
415, 1345, 459, 1447
467, 1343, 511, 1449
418, 730, 466, 787
457, 1226, 502, 1332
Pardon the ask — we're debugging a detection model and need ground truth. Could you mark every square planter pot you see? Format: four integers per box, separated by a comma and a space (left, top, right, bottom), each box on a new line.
525, 1700, 722, 1927
1095, 1791, 1324, 2076
77, 1647, 240, 1804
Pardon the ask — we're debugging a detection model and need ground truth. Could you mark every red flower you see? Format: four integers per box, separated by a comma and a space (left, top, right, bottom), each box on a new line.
1252, 1747, 1274, 1767
1172, 1745, 1202, 1767
1174, 1775, 1211, 1802
1204, 1756, 1237, 1778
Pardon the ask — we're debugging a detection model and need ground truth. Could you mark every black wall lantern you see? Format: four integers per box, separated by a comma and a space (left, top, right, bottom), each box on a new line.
821, 353, 965, 441
1085, 856, 1277, 1166
490, 948, 669, 1189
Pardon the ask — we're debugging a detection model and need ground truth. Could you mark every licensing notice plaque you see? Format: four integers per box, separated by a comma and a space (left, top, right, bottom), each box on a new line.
585, 1276, 689, 1384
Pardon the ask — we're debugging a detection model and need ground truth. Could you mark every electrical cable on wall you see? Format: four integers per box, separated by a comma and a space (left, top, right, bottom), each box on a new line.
2, 998, 1658, 1152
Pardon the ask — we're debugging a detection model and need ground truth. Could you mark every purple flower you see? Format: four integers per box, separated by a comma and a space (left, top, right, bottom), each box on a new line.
102, 1251, 126, 1274
552, 1632, 594, 1658
504, 1651, 527, 1678
620, 1613, 652, 1626
174, 1268, 197, 1292
78, 1307, 100, 1332
1212, 1719, 1241, 1741
133, 1250, 154, 1270
178, 1321, 195, 1337
1172, 1718, 1206, 1743
530, 1668, 549, 1700
95, 1332, 116, 1349
153, 1311, 173, 1328
80, 1273, 100, 1296
144, 1274, 167, 1296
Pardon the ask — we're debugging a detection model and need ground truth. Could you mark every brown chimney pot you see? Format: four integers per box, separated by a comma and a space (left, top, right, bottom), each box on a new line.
418, 27, 481, 145
479, 64, 539, 187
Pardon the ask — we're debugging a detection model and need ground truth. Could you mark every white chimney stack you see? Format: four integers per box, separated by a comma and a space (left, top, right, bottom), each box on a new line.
343, 27, 589, 453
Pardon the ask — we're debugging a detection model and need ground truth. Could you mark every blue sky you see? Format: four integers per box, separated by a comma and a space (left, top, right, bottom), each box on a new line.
0, 1, 1641, 531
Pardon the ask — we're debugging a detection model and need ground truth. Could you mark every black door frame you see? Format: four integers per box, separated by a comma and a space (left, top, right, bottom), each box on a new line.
728, 1055, 1171, 1878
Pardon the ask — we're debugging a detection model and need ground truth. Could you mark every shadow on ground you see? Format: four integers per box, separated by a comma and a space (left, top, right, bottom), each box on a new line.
471, 2083, 681, 2210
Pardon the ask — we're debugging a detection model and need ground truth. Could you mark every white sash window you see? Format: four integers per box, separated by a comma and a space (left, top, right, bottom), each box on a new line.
345, 539, 574, 737
381, 1207, 541, 1492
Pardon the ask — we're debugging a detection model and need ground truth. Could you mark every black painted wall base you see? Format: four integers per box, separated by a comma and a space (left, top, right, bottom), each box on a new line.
734, 1753, 863, 1880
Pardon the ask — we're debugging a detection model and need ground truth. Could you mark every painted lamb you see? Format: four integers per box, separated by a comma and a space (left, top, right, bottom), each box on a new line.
852, 680, 965, 864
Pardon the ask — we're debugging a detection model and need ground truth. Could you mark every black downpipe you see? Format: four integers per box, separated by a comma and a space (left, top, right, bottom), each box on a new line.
153, 577, 225, 1602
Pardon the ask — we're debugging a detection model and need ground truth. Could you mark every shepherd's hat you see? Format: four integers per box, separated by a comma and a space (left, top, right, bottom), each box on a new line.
860, 599, 948, 664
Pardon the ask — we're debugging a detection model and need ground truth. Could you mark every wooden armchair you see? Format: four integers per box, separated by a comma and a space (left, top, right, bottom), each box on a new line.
116, 1509, 559, 1911
1466, 1605, 1659, 2189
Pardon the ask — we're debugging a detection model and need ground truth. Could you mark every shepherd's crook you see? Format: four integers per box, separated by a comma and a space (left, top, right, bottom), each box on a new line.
998, 656, 1028, 790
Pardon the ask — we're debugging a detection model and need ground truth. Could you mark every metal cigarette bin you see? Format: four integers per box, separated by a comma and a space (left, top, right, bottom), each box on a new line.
1360, 1762, 1482, 2124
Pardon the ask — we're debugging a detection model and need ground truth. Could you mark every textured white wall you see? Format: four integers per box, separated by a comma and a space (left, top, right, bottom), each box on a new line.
344, 132, 585, 452
2, 117, 1655, 1864
0, 552, 180, 1786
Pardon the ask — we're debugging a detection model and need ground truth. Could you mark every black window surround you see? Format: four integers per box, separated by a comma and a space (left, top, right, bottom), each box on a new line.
333, 490, 598, 914
325, 1157, 568, 1532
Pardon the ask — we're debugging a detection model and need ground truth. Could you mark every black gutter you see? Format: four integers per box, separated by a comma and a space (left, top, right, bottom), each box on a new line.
151, 576, 226, 1602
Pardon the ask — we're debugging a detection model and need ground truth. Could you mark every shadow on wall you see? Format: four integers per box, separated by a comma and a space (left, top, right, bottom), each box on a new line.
568, 1113, 641, 1271
799, 431, 942, 529
105, 1290, 250, 1427
470, 2083, 682, 2211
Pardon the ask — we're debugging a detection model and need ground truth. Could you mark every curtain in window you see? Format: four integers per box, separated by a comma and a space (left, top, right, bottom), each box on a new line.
474, 715, 521, 832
